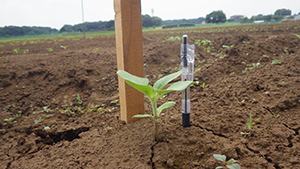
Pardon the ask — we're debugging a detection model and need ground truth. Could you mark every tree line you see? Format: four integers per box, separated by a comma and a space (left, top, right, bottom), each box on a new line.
205, 8, 297, 24
0, 26, 58, 38
1, 8, 298, 38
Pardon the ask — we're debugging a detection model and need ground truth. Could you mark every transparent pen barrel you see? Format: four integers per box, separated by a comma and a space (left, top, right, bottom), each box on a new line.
181, 69, 193, 114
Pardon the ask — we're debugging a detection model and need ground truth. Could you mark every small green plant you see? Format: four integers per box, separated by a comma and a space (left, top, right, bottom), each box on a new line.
106, 126, 112, 132
0, 52, 3, 54
263, 91, 270, 96
203, 46, 213, 52
194, 38, 212, 45
272, 114, 280, 118
46, 48, 54, 52
239, 100, 245, 106
60, 45, 69, 50
271, 60, 282, 65
34, 117, 42, 124
164, 36, 182, 42
59, 108, 75, 115
42, 114, 53, 118
22, 49, 29, 54
213, 154, 241, 169
241, 113, 260, 137
202, 82, 205, 88
77, 93, 83, 105
294, 34, 300, 38
117, 69, 196, 142
111, 99, 119, 104
3, 105, 16, 111
13, 48, 20, 54
222, 45, 234, 49
43, 106, 51, 113
44, 126, 51, 130
252, 98, 258, 104
4, 117, 15, 122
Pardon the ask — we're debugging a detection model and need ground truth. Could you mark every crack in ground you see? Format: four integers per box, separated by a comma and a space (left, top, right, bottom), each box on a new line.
192, 124, 228, 138
33, 127, 90, 145
6, 161, 11, 169
263, 106, 273, 115
245, 143, 280, 169
263, 155, 281, 169
5, 145, 13, 169
150, 142, 158, 169
282, 123, 300, 148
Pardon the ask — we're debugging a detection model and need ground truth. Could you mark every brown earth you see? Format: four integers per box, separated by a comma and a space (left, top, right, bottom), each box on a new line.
0, 22, 300, 169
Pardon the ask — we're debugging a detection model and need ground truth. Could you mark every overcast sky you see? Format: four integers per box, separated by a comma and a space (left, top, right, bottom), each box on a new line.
1, 0, 300, 29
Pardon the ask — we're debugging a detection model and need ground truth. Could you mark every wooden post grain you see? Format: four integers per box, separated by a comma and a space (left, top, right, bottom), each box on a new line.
114, 0, 145, 123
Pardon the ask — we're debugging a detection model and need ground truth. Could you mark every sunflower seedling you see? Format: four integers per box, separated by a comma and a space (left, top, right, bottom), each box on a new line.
240, 113, 260, 137
106, 126, 112, 132
22, 49, 29, 54
263, 91, 270, 96
77, 93, 83, 105
271, 60, 282, 65
294, 34, 300, 38
239, 100, 246, 106
213, 154, 241, 169
252, 98, 258, 104
13, 48, 20, 54
4, 117, 15, 122
170, 116, 176, 121
46, 48, 54, 52
222, 45, 234, 49
60, 45, 69, 50
117, 69, 196, 142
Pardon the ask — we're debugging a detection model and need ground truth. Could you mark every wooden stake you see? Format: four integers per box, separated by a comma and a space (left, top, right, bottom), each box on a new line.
114, 0, 145, 123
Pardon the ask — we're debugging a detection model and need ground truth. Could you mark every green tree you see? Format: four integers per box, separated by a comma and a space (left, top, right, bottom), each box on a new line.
152, 16, 162, 26
263, 15, 273, 22
227, 18, 233, 22
142, 14, 153, 27
274, 9, 291, 16
272, 15, 284, 21
142, 15, 162, 27
60, 25, 73, 32
105, 20, 115, 30
205, 10, 226, 23
240, 17, 249, 23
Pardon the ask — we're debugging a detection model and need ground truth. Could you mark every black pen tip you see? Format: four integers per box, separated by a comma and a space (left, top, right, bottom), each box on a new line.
182, 35, 187, 44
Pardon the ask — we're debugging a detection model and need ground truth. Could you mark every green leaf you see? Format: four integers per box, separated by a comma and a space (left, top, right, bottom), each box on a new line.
117, 70, 149, 86
156, 80, 195, 96
132, 114, 153, 118
213, 154, 226, 162
166, 81, 195, 91
246, 122, 252, 130
247, 113, 252, 130
125, 80, 155, 98
227, 163, 241, 169
252, 117, 261, 126
153, 70, 183, 90
157, 101, 175, 116
227, 158, 238, 163
215, 167, 224, 169
271, 60, 282, 65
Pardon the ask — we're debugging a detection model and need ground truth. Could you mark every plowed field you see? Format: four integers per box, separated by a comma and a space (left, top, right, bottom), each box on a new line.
1, 21, 300, 169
